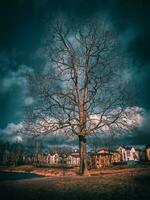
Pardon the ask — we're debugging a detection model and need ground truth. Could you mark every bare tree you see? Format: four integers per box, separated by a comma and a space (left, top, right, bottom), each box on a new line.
23, 18, 139, 175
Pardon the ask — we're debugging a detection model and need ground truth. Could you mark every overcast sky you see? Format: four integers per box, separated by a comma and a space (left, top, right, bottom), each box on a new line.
0, 0, 150, 145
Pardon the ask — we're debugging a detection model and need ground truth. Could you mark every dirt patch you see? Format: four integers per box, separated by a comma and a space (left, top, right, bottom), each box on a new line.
0, 165, 150, 177
0, 165, 80, 177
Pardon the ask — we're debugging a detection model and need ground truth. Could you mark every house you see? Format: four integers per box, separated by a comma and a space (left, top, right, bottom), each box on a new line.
94, 147, 121, 168
32, 152, 61, 166
66, 150, 80, 166
40, 153, 50, 165
126, 147, 138, 161
134, 149, 141, 161
146, 145, 150, 161
117, 146, 140, 162
48, 152, 59, 165
111, 150, 121, 163
117, 146, 128, 161
139, 149, 146, 161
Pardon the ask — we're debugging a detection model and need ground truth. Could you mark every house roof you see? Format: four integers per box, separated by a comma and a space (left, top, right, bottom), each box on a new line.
125, 147, 132, 150
97, 152, 113, 156
97, 147, 118, 154
99, 147, 108, 151
71, 152, 80, 157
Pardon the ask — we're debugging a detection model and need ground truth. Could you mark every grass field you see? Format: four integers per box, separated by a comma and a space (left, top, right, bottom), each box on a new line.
0, 167, 150, 200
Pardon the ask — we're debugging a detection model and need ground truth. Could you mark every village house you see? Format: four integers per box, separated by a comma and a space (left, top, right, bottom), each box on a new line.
66, 150, 80, 166
117, 146, 127, 161
1, 144, 149, 168
146, 145, 150, 161
117, 146, 140, 162
26, 152, 61, 166
134, 148, 144, 161
139, 149, 146, 161
47, 152, 60, 165
94, 147, 121, 168
37, 153, 50, 166
111, 150, 121, 163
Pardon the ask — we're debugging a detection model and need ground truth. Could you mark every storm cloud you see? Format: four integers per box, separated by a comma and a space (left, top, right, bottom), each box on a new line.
0, 0, 150, 145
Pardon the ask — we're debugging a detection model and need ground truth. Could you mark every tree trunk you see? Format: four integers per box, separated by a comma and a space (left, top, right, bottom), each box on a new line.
79, 135, 90, 176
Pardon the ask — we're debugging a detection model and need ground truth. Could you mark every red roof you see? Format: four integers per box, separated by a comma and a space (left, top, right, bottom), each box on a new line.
99, 147, 108, 151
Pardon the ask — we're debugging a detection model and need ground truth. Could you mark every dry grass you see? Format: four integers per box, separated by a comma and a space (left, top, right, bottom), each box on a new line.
0, 166, 150, 200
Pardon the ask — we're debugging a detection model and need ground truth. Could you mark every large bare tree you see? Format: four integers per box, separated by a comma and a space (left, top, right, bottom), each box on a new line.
23, 18, 138, 175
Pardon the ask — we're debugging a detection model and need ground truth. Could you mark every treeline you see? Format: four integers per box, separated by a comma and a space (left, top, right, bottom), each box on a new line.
0, 141, 73, 166
0, 141, 27, 166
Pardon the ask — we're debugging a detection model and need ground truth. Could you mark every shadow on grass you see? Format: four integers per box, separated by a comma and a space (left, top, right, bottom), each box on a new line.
0, 172, 43, 181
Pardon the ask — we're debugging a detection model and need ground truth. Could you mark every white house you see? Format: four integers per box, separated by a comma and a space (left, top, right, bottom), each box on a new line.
48, 153, 59, 165
117, 146, 140, 161
66, 151, 80, 166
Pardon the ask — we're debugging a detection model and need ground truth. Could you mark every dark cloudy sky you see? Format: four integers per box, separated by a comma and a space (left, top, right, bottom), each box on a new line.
0, 0, 150, 145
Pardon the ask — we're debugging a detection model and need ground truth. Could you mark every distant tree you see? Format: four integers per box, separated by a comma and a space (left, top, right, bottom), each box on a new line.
23, 18, 139, 175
